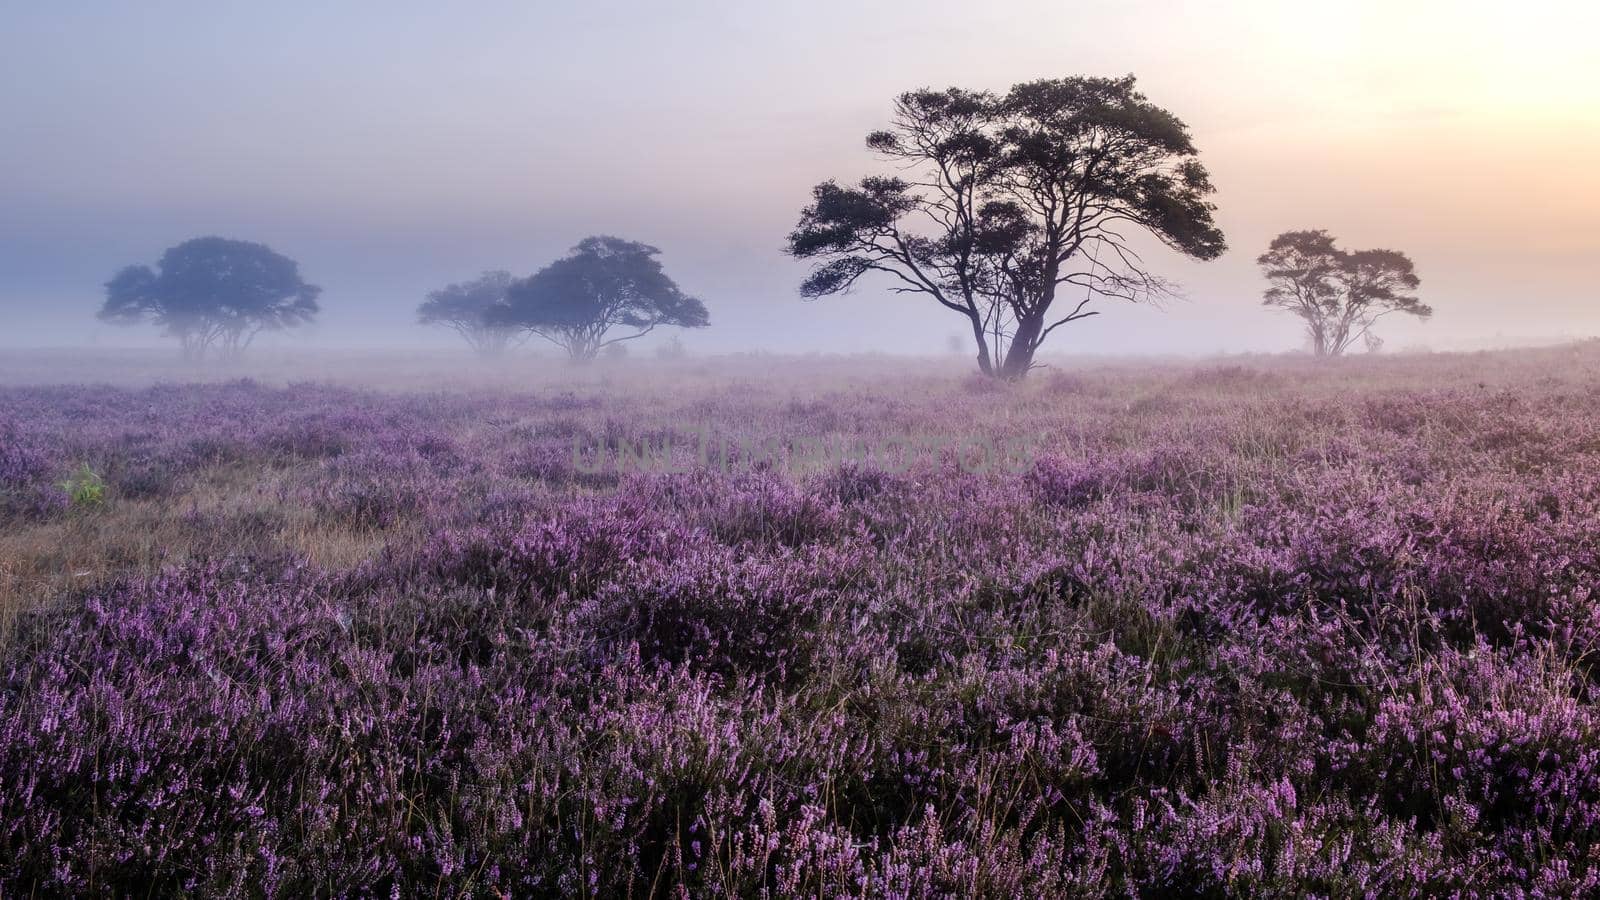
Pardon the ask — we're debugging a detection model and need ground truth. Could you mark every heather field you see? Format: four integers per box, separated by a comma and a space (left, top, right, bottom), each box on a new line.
5, 345, 1600, 897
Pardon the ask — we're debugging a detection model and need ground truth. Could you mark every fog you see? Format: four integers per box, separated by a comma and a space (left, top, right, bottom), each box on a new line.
3, 1, 1597, 359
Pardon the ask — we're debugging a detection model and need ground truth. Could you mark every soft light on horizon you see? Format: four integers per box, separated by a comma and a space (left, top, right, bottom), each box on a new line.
2, 0, 1595, 357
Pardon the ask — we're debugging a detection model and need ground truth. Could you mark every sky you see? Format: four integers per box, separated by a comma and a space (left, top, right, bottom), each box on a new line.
2, 0, 1596, 356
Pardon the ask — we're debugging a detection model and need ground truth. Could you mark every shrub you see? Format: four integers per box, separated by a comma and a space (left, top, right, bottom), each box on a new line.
56, 463, 106, 508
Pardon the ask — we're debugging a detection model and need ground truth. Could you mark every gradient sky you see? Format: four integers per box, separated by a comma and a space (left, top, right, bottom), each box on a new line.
2, 1, 1596, 355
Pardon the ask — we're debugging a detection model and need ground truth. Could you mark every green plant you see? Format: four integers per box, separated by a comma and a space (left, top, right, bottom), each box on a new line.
57, 463, 106, 508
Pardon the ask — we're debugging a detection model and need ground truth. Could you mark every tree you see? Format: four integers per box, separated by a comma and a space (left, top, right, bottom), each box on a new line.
99, 237, 320, 360
1257, 230, 1429, 356
418, 270, 524, 357
491, 237, 709, 362
655, 334, 689, 360
786, 75, 1225, 380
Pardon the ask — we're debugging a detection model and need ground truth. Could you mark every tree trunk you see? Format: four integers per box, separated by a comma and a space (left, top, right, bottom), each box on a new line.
967, 313, 994, 376
180, 331, 206, 363
471, 331, 507, 359
566, 337, 598, 363
998, 312, 1045, 380
1309, 323, 1329, 357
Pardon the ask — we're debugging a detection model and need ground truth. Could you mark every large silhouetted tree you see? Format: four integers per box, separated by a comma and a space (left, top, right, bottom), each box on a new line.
418, 270, 523, 357
99, 237, 320, 360
491, 237, 708, 362
786, 75, 1225, 379
1258, 230, 1429, 356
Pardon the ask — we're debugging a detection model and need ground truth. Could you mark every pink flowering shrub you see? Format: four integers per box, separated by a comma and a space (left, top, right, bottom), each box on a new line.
4, 348, 1600, 895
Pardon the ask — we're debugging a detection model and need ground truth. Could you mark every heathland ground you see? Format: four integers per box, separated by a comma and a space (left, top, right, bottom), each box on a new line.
3, 344, 1599, 895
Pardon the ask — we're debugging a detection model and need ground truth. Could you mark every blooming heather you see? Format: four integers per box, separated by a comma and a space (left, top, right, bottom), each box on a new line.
3, 347, 1600, 895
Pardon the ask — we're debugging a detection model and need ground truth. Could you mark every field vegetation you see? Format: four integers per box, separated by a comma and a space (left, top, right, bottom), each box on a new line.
3, 345, 1600, 895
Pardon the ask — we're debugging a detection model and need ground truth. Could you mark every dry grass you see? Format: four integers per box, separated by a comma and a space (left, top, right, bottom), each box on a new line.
0, 462, 407, 646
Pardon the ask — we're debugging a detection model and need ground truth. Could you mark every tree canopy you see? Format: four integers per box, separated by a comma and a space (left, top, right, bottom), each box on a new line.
99, 237, 320, 360
418, 270, 523, 357
1258, 230, 1429, 356
787, 75, 1225, 379
491, 237, 708, 361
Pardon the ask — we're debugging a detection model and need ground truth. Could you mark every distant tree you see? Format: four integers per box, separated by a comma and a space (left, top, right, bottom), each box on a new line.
786, 75, 1225, 380
491, 237, 709, 362
1258, 230, 1430, 356
99, 237, 320, 360
418, 270, 522, 357
655, 334, 688, 360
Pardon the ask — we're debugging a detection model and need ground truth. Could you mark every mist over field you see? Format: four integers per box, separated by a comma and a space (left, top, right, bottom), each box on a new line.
3, 1, 1598, 357
3, 2, 1600, 897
